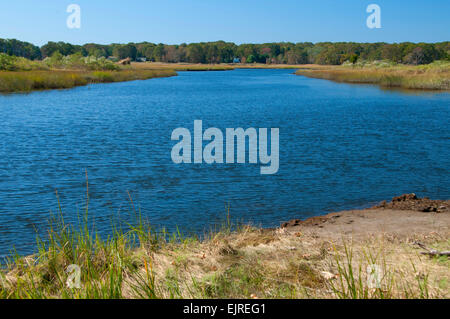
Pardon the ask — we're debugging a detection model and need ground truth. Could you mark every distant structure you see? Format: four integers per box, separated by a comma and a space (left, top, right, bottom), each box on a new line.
233, 57, 241, 63
136, 57, 147, 62
118, 57, 131, 65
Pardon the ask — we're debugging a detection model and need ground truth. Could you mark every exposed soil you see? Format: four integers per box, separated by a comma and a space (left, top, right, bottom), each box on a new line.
281, 194, 450, 240
373, 193, 449, 212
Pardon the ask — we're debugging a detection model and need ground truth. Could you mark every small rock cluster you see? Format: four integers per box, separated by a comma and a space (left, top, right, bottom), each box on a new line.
281, 216, 330, 228
375, 193, 449, 213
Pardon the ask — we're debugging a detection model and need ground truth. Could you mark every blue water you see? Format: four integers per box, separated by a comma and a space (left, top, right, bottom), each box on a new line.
0, 69, 449, 256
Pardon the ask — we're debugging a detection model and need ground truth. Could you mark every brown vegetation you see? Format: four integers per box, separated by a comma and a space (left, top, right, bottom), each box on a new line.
0, 69, 177, 93
295, 61, 450, 90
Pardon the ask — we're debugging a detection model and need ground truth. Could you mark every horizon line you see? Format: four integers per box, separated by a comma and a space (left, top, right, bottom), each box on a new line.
1, 37, 449, 47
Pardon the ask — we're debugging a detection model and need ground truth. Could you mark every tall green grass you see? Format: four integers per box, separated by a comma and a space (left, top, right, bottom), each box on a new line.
0, 181, 235, 299
328, 241, 438, 299
1, 202, 166, 298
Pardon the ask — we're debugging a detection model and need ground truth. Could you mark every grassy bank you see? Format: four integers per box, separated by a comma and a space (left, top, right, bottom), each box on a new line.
3, 54, 450, 93
132, 62, 302, 71
130, 62, 235, 71
0, 69, 177, 93
295, 61, 450, 90
0, 53, 178, 93
0, 61, 305, 93
234, 63, 303, 69
1, 207, 448, 299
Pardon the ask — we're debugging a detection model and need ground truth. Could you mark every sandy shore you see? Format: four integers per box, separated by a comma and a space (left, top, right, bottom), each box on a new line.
280, 194, 449, 241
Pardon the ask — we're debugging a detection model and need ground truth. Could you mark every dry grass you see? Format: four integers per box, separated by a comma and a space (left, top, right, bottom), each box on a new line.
234, 63, 303, 69
0, 69, 177, 93
130, 62, 234, 71
295, 61, 450, 90
131, 62, 302, 71
139, 229, 449, 299
1, 214, 447, 299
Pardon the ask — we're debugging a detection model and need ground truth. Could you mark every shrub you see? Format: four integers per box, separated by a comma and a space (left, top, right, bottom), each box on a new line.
0, 53, 18, 71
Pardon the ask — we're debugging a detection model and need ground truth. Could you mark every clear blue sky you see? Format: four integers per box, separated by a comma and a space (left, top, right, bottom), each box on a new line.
1, 0, 448, 46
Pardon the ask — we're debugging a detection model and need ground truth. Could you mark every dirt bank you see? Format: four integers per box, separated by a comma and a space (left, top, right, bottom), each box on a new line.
281, 194, 449, 240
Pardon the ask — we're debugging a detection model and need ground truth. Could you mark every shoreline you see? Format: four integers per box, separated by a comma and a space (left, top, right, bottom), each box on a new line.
0, 69, 177, 94
279, 194, 449, 240
281, 193, 449, 228
295, 63, 450, 91
0, 63, 296, 94
2, 62, 449, 93
1, 193, 448, 299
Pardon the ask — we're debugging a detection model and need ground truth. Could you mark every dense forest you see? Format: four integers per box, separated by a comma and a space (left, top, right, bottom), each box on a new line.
1, 38, 449, 65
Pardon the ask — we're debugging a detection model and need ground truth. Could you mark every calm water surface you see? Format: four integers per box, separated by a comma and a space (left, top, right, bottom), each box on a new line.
0, 69, 449, 256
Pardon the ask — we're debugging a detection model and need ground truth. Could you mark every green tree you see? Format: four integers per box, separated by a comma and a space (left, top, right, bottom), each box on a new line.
349, 53, 359, 64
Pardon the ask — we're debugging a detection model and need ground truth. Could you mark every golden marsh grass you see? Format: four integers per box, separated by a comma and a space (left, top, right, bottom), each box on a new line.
295, 61, 450, 90
0, 69, 177, 93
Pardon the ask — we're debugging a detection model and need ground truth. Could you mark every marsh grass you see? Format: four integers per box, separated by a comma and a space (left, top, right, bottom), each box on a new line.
3, 56, 449, 93
328, 238, 450, 299
295, 61, 450, 90
130, 62, 302, 71
0, 204, 447, 299
329, 241, 395, 299
130, 62, 235, 71
0, 69, 177, 93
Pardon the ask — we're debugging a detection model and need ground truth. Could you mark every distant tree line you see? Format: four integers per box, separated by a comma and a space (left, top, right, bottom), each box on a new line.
1, 38, 449, 65
0, 39, 42, 60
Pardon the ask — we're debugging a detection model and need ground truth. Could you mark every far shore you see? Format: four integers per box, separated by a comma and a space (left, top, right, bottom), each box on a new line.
0, 62, 300, 93
130, 62, 303, 70
131, 61, 450, 91
1, 61, 449, 93
294, 62, 450, 91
